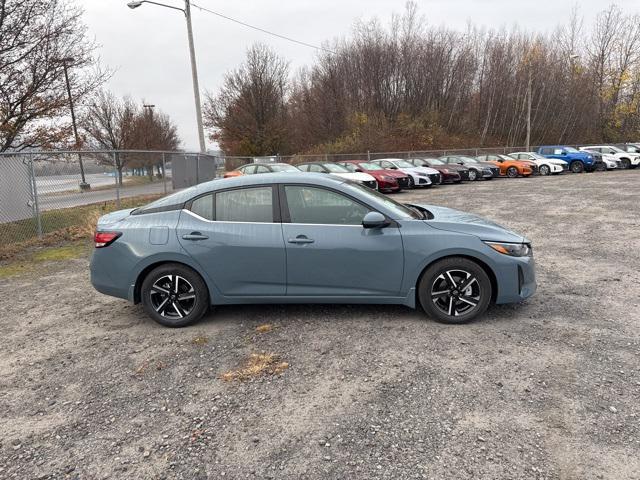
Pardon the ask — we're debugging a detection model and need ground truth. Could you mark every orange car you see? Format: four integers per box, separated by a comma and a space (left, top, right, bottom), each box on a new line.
223, 170, 243, 178
476, 154, 535, 178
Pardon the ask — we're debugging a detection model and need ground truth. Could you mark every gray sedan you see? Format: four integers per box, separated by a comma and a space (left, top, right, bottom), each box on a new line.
90, 173, 536, 327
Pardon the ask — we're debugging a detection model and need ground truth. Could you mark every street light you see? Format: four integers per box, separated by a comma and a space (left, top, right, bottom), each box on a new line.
127, 0, 207, 153
58, 57, 90, 190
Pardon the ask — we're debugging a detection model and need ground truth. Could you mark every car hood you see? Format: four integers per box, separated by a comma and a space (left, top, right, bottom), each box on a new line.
410, 204, 528, 243
333, 172, 376, 182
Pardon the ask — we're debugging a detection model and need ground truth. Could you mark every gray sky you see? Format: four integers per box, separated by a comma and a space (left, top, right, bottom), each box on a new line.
83, 0, 639, 151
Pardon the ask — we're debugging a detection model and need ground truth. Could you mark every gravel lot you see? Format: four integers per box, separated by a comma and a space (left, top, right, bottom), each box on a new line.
1, 170, 639, 480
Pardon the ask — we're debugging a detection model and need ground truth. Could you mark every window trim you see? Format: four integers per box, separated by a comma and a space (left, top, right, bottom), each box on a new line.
185, 184, 280, 223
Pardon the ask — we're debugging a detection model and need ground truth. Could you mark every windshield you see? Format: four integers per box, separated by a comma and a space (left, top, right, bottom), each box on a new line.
425, 158, 444, 165
608, 146, 624, 153
342, 182, 421, 219
393, 159, 414, 168
323, 163, 350, 173
271, 164, 299, 172
358, 162, 384, 171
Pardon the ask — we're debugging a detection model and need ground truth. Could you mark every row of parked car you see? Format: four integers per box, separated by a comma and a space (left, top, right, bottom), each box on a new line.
223, 143, 640, 193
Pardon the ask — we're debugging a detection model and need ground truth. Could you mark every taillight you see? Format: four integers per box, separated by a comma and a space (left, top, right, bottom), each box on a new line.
94, 231, 121, 248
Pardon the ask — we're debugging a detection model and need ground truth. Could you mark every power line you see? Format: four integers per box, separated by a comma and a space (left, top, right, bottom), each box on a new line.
190, 2, 335, 54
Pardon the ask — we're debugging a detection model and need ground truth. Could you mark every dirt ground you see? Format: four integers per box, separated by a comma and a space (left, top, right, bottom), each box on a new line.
1, 170, 639, 480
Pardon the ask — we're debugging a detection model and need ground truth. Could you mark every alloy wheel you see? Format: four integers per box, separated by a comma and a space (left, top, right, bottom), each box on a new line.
539, 165, 550, 175
468, 169, 478, 181
506, 166, 519, 178
430, 269, 481, 317
149, 274, 196, 319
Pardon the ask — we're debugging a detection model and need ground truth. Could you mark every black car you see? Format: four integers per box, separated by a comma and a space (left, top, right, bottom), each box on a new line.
439, 156, 499, 181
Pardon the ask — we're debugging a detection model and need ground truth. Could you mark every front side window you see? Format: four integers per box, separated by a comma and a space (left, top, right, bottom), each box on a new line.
215, 187, 273, 223
308, 164, 325, 173
255, 165, 270, 173
285, 186, 370, 225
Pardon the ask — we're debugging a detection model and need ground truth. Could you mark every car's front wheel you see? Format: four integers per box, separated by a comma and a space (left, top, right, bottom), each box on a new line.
539, 165, 551, 176
418, 257, 492, 324
407, 176, 415, 188
467, 169, 478, 181
570, 161, 584, 173
620, 158, 631, 169
506, 166, 519, 178
141, 263, 209, 327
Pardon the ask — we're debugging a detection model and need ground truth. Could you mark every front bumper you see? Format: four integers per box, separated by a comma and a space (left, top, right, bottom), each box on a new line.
442, 171, 462, 183
495, 254, 537, 304
362, 179, 378, 189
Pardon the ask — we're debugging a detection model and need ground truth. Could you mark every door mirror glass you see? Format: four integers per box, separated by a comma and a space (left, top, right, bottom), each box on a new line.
362, 211, 389, 229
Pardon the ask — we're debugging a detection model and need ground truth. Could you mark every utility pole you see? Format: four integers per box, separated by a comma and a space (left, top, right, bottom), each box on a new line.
526, 67, 532, 152
184, 0, 207, 153
128, 0, 207, 153
61, 58, 90, 190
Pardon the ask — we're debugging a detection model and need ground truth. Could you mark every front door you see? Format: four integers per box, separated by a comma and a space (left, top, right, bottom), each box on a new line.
177, 186, 286, 296
281, 185, 404, 297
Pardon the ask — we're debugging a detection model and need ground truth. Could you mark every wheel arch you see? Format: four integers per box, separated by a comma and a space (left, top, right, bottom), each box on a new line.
415, 254, 498, 306
133, 259, 211, 305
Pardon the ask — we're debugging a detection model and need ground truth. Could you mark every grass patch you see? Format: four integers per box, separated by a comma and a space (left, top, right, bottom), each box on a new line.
0, 194, 162, 260
191, 335, 209, 346
221, 353, 289, 382
0, 242, 89, 280
255, 324, 273, 333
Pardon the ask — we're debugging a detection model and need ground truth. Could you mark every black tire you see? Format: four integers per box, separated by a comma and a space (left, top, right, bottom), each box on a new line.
539, 164, 551, 176
408, 176, 415, 188
506, 166, 519, 178
570, 161, 584, 173
467, 169, 478, 181
595, 162, 606, 172
418, 257, 492, 324
141, 263, 209, 327
620, 158, 631, 169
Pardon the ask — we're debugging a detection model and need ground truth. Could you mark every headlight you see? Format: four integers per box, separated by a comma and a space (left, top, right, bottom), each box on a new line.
382, 175, 394, 181
484, 241, 532, 257
442, 169, 449, 173
417, 172, 428, 177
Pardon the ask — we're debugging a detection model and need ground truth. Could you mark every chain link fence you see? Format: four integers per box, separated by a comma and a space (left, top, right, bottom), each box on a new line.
0, 150, 222, 250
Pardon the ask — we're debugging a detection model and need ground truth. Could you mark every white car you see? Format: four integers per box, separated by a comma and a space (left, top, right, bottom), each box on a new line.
510, 152, 566, 175
296, 162, 378, 189
371, 158, 440, 188
579, 145, 640, 169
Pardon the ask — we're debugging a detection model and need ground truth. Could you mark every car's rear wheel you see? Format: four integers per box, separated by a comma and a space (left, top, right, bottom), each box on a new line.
141, 263, 209, 327
418, 257, 492, 324
570, 161, 584, 173
468, 169, 478, 181
539, 165, 551, 176
506, 166, 519, 178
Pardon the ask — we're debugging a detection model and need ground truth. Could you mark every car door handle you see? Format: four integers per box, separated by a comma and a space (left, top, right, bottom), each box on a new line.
288, 235, 315, 244
182, 232, 209, 241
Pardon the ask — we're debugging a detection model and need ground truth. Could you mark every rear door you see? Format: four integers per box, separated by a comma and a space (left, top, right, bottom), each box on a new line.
177, 185, 286, 296
280, 184, 404, 297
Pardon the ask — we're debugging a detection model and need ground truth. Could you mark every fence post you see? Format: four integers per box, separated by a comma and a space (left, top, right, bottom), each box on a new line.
196, 154, 200, 184
27, 155, 43, 239
162, 153, 167, 194
113, 152, 121, 209
367, 150, 371, 161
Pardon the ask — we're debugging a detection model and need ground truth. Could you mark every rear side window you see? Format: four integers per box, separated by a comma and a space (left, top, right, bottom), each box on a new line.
539, 148, 551, 155
191, 194, 214, 220
216, 187, 273, 222
308, 164, 325, 173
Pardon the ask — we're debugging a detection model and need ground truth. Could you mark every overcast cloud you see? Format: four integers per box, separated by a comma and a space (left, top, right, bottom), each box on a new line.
83, 0, 640, 151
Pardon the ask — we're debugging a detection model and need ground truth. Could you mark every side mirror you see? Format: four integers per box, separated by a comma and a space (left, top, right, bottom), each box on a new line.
390, 166, 398, 169
362, 211, 389, 229
355, 168, 363, 172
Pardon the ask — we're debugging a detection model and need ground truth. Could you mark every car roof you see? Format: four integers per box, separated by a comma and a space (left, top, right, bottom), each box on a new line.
194, 172, 345, 194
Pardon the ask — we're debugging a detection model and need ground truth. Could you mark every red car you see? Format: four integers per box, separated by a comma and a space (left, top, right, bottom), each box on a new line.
339, 160, 410, 192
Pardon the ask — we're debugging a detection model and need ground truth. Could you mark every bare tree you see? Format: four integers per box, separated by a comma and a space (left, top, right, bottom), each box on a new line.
0, 0, 107, 152
204, 44, 289, 156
